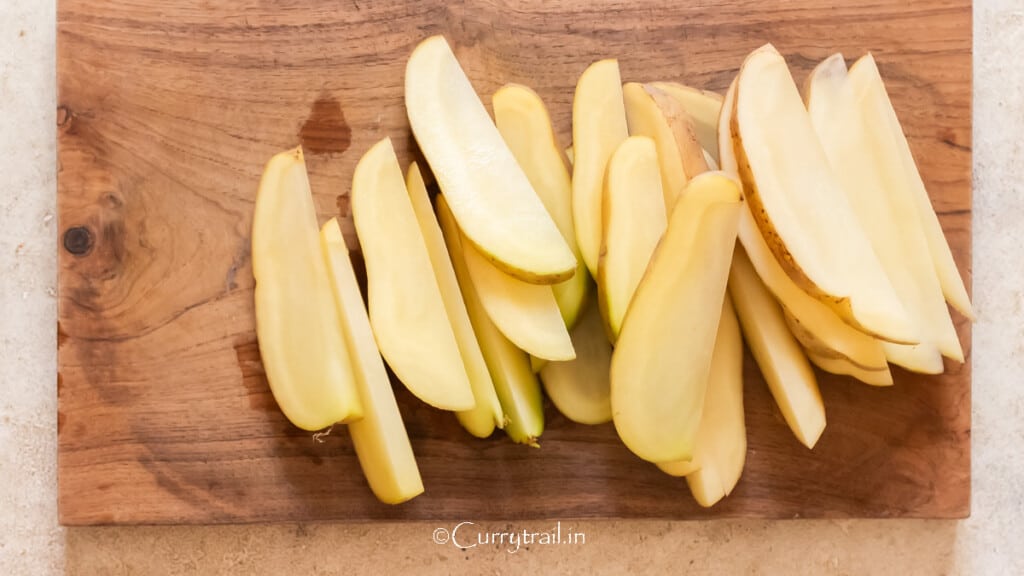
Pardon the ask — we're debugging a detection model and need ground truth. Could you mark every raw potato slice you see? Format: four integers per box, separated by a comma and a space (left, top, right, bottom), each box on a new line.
320, 219, 423, 504
733, 44, 916, 344
598, 136, 669, 341
807, 54, 960, 372
540, 295, 613, 425
462, 228, 575, 362
572, 59, 629, 276
493, 84, 590, 328
729, 246, 826, 449
406, 163, 504, 437
803, 347, 894, 387
252, 147, 363, 431
783, 311, 892, 386
405, 35, 575, 284
352, 138, 474, 411
659, 298, 747, 509
848, 53, 974, 320
437, 196, 545, 446
719, 78, 890, 377
645, 86, 711, 188
622, 83, 689, 209
648, 81, 724, 162
624, 83, 710, 210
611, 171, 742, 463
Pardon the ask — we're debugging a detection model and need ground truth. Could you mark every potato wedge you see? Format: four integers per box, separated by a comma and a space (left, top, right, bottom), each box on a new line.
405, 35, 575, 284
718, 78, 890, 378
648, 81, 723, 163
598, 136, 669, 342
733, 44, 915, 344
406, 163, 504, 437
252, 147, 362, 430
611, 171, 741, 463
493, 84, 590, 328
802, 347, 894, 387
540, 294, 613, 425
848, 53, 974, 320
658, 296, 747, 511
807, 53, 959, 372
622, 83, 689, 209
729, 246, 825, 449
572, 59, 629, 276
320, 218, 423, 504
352, 138, 474, 411
462, 227, 575, 362
437, 195, 545, 446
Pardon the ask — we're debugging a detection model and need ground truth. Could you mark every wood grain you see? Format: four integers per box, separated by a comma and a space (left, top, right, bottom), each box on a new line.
57, 0, 972, 524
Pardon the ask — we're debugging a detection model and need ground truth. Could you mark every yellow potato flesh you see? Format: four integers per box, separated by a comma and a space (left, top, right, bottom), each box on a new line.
728, 246, 826, 449
718, 78, 889, 378
493, 83, 590, 328
437, 196, 545, 446
734, 44, 915, 345
660, 298, 747, 507
462, 229, 575, 362
405, 35, 575, 284
351, 138, 474, 411
623, 82, 689, 210
539, 295, 612, 425
598, 136, 668, 342
807, 54, 959, 372
611, 172, 741, 463
648, 81, 724, 163
252, 147, 362, 431
405, 163, 504, 437
320, 219, 423, 504
572, 59, 629, 276
848, 53, 974, 320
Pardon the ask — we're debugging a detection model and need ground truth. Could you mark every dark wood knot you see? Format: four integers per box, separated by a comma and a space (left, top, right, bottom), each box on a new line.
63, 226, 94, 256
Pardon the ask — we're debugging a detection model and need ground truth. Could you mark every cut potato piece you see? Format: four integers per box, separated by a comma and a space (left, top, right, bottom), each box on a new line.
406, 163, 504, 437
803, 347, 894, 387
807, 54, 959, 372
437, 196, 545, 446
848, 53, 974, 320
352, 138, 474, 411
624, 83, 711, 210
252, 147, 363, 431
611, 171, 742, 463
493, 84, 590, 328
644, 86, 711, 188
540, 295, 613, 425
733, 44, 915, 344
598, 136, 668, 341
462, 226, 575, 362
729, 246, 826, 449
572, 59, 629, 276
719, 78, 889, 375
783, 310, 893, 386
661, 298, 746, 507
320, 218, 423, 504
648, 81, 724, 162
623, 83, 689, 209
405, 35, 575, 284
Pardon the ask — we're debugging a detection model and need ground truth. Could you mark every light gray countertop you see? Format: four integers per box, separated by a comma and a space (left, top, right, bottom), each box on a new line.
2, 1, 1022, 573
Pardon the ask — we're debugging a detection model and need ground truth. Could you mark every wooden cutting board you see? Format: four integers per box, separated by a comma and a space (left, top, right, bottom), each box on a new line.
56, 0, 972, 525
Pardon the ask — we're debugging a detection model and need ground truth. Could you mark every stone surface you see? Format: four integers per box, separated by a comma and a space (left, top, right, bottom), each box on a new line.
1, 0, 1022, 573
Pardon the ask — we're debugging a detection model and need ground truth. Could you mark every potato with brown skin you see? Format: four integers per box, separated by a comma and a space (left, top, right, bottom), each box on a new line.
731, 44, 915, 345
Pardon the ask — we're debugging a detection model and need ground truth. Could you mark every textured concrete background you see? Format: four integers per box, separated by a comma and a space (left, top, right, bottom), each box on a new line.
2, 1, 1022, 574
